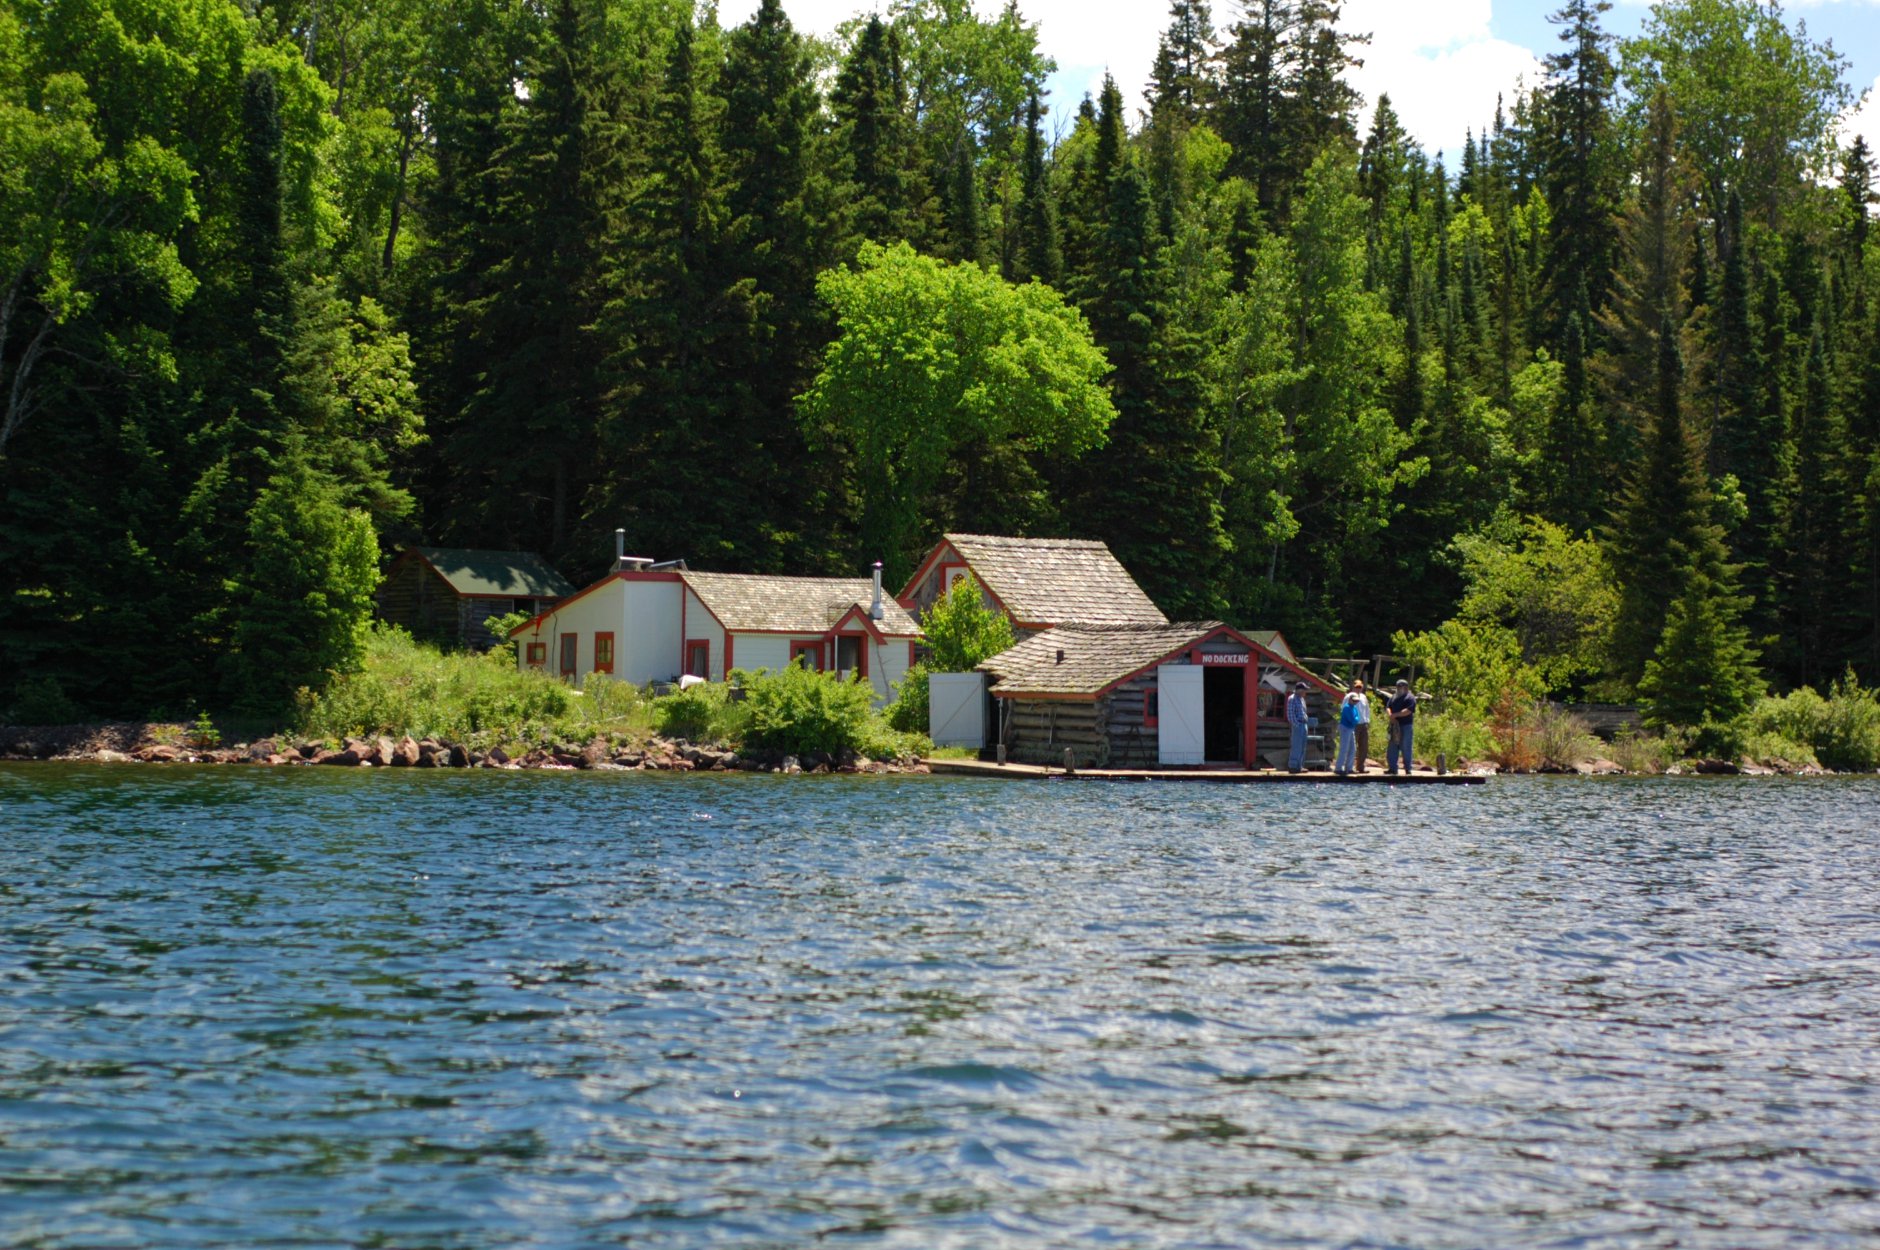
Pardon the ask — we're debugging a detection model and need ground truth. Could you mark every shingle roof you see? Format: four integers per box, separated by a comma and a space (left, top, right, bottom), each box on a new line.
942, 533, 1168, 627
977, 622, 1224, 696
682, 571, 922, 637
415, 548, 576, 599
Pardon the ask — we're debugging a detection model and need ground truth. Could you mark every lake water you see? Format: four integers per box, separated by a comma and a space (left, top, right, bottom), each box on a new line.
2, 765, 1879, 1248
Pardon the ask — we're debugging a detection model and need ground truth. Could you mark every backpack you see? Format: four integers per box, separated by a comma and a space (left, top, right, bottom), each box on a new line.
1339, 699, 1362, 728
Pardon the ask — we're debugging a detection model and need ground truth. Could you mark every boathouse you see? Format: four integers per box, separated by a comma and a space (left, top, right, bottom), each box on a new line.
977, 621, 1341, 768
509, 542, 921, 706
899, 534, 1168, 637
376, 547, 576, 650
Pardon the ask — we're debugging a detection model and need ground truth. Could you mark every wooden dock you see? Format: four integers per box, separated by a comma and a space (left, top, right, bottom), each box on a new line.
922, 758, 1487, 785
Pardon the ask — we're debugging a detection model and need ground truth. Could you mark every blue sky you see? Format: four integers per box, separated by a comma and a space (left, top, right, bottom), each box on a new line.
718, 0, 1880, 161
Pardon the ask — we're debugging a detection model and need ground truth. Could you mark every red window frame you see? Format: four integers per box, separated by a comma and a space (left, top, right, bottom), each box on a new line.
1144, 688, 1159, 729
789, 640, 823, 670
685, 639, 710, 679
559, 634, 577, 679
593, 632, 614, 675
832, 633, 868, 678
525, 642, 547, 669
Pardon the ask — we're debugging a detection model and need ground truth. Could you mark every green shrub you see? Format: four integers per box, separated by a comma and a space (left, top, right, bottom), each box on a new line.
295, 623, 578, 742
8, 675, 84, 725
1393, 618, 1544, 721
885, 661, 931, 733
1607, 729, 1684, 774
738, 664, 877, 756
1745, 670, 1880, 772
1415, 708, 1496, 764
1736, 726, 1819, 770
652, 681, 749, 744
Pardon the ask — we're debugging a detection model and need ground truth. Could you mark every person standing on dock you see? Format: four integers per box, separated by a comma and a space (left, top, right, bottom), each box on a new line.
1286, 682, 1310, 772
1351, 679, 1372, 773
1334, 689, 1365, 775
1387, 679, 1417, 775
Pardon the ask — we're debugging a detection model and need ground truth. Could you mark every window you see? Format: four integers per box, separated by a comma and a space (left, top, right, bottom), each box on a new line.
525, 642, 547, 669
594, 632, 614, 675
1144, 689, 1159, 728
685, 639, 710, 679
790, 640, 822, 670
559, 634, 578, 679
833, 634, 866, 678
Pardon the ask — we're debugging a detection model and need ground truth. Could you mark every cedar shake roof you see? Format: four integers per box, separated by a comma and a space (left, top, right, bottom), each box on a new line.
414, 547, 576, 599
943, 533, 1168, 627
682, 571, 922, 637
977, 622, 1225, 696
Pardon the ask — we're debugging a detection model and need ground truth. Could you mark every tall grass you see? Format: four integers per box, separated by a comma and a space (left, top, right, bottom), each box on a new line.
295, 625, 653, 745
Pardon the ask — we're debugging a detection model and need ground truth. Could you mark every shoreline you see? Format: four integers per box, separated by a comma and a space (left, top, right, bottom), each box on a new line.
0, 724, 1861, 779
0, 723, 926, 776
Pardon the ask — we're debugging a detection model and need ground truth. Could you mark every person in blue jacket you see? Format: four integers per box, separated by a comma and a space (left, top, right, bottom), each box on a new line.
1334, 688, 1365, 775
1286, 681, 1311, 773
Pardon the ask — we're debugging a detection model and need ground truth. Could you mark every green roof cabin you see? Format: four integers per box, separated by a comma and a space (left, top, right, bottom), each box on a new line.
377, 546, 576, 651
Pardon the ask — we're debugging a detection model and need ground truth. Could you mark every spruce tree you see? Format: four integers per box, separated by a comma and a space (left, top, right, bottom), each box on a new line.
1147, 0, 1218, 123
1607, 311, 1736, 685
1537, 0, 1619, 344
942, 132, 986, 265
1636, 569, 1763, 754
1010, 90, 1062, 286
832, 15, 918, 248
1781, 324, 1853, 686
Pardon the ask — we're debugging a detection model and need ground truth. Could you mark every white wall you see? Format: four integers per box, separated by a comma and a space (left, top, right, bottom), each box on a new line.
732, 633, 793, 674
623, 579, 682, 683
682, 587, 728, 681
517, 581, 623, 686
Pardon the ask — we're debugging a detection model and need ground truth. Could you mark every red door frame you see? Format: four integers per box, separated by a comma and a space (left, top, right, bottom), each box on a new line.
559, 634, 578, 679
685, 639, 710, 679
593, 631, 615, 675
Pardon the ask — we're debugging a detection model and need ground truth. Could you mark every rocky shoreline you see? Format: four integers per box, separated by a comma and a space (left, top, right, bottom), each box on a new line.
0, 723, 927, 775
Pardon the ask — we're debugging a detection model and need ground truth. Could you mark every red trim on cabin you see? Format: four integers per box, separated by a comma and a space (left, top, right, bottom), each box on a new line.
593, 632, 614, 675
685, 640, 710, 679
679, 586, 688, 674
826, 605, 887, 643
830, 632, 868, 679
790, 640, 823, 670
989, 625, 1340, 703
724, 634, 734, 676
897, 541, 960, 601
908, 640, 918, 669
559, 633, 578, 679
525, 642, 547, 669
1143, 689, 1159, 729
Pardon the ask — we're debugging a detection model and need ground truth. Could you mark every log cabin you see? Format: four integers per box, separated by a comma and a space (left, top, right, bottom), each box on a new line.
376, 547, 576, 651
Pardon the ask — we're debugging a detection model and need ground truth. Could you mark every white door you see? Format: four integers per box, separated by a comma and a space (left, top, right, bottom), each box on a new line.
1157, 665, 1205, 765
929, 672, 988, 748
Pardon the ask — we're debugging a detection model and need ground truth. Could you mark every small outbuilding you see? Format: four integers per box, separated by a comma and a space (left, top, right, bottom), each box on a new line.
977, 621, 1342, 768
376, 547, 576, 651
899, 533, 1168, 637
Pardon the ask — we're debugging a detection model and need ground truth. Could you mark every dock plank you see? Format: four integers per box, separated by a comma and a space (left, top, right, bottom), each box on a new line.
923, 758, 1487, 785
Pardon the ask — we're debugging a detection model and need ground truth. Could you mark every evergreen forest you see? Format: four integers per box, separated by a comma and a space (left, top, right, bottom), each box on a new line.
3, 0, 1877, 730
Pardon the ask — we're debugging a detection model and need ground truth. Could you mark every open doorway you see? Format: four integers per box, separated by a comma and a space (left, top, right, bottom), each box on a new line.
1203, 666, 1244, 763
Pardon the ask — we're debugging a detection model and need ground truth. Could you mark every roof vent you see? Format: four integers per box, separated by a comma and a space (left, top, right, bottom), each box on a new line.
1056, 648, 1065, 664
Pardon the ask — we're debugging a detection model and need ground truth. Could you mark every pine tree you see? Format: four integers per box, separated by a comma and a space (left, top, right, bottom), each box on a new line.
1537, 0, 1620, 344
1607, 311, 1736, 685
439, 0, 624, 557
942, 131, 986, 265
1078, 165, 1226, 614
1147, 0, 1217, 123
1636, 569, 1763, 753
1781, 324, 1853, 687
832, 15, 918, 248
1010, 90, 1062, 286
1547, 303, 1601, 534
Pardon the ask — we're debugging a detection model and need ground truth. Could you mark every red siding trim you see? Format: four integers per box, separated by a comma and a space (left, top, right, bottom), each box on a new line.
594, 632, 614, 674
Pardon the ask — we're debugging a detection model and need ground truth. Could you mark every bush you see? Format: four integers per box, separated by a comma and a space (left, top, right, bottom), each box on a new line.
1415, 708, 1496, 765
1488, 698, 1600, 771
885, 661, 931, 733
1745, 670, 1880, 772
1607, 729, 1684, 774
296, 623, 579, 743
7, 675, 84, 725
652, 681, 749, 745
738, 664, 878, 757
1393, 618, 1544, 721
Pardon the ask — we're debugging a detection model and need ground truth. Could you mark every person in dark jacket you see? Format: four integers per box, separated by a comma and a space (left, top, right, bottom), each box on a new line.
1386, 678, 1417, 774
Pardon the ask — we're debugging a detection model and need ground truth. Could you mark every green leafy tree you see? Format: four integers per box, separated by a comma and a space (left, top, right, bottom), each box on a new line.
797, 241, 1115, 579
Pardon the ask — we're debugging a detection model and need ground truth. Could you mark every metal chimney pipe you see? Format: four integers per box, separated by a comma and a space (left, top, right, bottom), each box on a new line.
614, 528, 626, 569
870, 561, 884, 620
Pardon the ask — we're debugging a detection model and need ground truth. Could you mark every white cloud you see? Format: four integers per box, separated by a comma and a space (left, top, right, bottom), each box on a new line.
714, 0, 1539, 157
1841, 74, 1880, 149
1342, 0, 1541, 159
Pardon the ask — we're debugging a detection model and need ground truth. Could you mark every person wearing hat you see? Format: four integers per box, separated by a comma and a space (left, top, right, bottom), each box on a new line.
1285, 681, 1311, 773
1386, 678, 1417, 775
1351, 678, 1372, 773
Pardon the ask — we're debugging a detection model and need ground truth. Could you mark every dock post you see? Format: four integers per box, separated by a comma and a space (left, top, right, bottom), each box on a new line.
996, 743, 1007, 765
1436, 752, 1448, 775
1063, 748, 1076, 776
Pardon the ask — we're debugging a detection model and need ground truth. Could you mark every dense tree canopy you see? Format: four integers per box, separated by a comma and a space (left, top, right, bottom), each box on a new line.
1, 0, 1876, 722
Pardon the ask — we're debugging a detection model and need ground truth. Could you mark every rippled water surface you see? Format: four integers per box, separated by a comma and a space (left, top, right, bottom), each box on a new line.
3, 766, 1880, 1248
